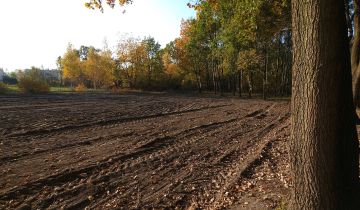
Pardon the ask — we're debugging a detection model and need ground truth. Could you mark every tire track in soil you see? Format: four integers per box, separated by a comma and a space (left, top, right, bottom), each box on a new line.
210, 115, 290, 209
2, 113, 270, 208
86, 104, 287, 209
0, 94, 290, 209
4, 104, 230, 138
88, 115, 258, 208
0, 117, 239, 209
1, 94, 224, 136
0, 104, 240, 164
0, 131, 135, 164
155, 112, 288, 209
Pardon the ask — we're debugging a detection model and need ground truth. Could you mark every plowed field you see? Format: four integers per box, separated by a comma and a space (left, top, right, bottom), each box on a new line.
0, 93, 357, 209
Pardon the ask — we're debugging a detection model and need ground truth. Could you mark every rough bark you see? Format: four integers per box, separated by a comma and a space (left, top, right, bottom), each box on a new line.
291, 0, 359, 209
352, 0, 360, 108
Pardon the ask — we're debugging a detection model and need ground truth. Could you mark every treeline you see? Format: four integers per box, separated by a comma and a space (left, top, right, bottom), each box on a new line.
172, 0, 291, 97
58, 0, 291, 97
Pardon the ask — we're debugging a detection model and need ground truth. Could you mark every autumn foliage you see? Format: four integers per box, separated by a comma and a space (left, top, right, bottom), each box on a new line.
59, 44, 115, 90
17, 67, 50, 93
65, 0, 292, 96
0, 82, 8, 94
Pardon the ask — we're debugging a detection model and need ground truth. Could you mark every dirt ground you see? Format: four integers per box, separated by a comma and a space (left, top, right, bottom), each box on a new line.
0, 93, 358, 209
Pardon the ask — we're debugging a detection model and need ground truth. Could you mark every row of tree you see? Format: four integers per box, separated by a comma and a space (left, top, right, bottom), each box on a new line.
172, 0, 291, 98
59, 0, 292, 98
58, 37, 180, 91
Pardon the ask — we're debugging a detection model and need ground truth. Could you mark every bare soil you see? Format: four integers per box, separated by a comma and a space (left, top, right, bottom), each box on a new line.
0, 93, 358, 209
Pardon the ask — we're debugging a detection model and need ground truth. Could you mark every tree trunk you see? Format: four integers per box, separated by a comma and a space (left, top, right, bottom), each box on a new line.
229, 76, 232, 93
147, 64, 152, 89
247, 70, 252, 98
232, 74, 236, 96
277, 33, 282, 96
352, 0, 360, 108
195, 68, 202, 93
345, 0, 353, 40
217, 62, 223, 96
291, 0, 359, 209
213, 71, 217, 94
263, 44, 268, 100
238, 69, 242, 97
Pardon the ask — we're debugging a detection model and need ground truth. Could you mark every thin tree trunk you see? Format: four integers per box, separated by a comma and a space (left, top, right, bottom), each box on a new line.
219, 68, 222, 96
263, 43, 268, 99
232, 74, 236, 96
238, 69, 242, 97
205, 62, 211, 91
213, 71, 217, 94
247, 70, 252, 98
212, 62, 218, 94
291, 0, 359, 209
277, 33, 282, 96
217, 62, 222, 95
229, 76, 232, 94
195, 68, 202, 94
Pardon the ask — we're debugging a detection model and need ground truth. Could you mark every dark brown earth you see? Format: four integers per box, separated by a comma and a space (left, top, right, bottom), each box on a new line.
0, 93, 358, 209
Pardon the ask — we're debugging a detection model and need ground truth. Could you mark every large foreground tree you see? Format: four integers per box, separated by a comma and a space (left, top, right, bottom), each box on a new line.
351, 0, 360, 108
291, 0, 359, 209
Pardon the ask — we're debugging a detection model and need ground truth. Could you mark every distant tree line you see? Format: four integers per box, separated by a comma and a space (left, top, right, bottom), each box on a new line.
59, 0, 292, 98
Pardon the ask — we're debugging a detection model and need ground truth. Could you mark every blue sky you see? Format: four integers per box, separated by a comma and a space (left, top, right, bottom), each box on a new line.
0, 0, 195, 72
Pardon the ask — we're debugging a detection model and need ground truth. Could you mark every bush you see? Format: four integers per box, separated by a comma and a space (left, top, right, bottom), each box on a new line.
75, 83, 87, 92
0, 82, 8, 94
18, 77, 50, 93
111, 86, 121, 93
17, 67, 50, 93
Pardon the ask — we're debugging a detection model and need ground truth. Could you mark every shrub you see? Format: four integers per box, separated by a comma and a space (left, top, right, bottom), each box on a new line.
111, 86, 120, 93
18, 77, 50, 93
0, 82, 8, 94
17, 67, 50, 94
75, 83, 87, 92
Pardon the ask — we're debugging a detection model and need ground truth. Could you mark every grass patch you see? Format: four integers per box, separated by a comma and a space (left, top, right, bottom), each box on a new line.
50, 86, 73, 92
0, 82, 8, 94
3, 85, 109, 94
6, 85, 20, 93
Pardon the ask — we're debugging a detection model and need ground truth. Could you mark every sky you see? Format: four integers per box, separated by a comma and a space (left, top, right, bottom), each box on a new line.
0, 0, 195, 72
